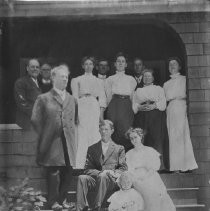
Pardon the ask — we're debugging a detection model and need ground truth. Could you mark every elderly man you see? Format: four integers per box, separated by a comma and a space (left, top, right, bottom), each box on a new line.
31, 65, 78, 210
38, 63, 52, 93
76, 120, 127, 211
14, 58, 42, 129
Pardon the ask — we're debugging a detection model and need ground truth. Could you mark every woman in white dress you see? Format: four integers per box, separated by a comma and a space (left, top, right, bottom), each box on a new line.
105, 53, 137, 152
71, 56, 106, 168
126, 128, 176, 211
163, 57, 198, 172
133, 69, 169, 170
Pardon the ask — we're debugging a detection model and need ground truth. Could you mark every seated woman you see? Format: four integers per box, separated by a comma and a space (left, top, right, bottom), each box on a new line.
126, 128, 176, 211
132, 68, 169, 170
108, 171, 144, 211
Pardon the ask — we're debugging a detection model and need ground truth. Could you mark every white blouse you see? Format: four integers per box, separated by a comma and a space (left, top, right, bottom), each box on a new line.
132, 84, 166, 113
126, 146, 161, 172
105, 71, 137, 104
163, 73, 186, 102
71, 73, 106, 108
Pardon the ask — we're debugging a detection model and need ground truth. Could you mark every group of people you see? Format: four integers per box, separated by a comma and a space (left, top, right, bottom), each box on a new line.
14, 53, 198, 210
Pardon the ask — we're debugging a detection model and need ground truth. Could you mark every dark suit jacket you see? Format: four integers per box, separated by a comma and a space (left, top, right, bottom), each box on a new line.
37, 76, 52, 93
130, 73, 144, 90
14, 75, 42, 129
31, 89, 78, 167
84, 141, 127, 178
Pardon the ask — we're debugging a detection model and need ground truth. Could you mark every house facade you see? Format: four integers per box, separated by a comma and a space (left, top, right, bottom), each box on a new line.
0, 0, 210, 210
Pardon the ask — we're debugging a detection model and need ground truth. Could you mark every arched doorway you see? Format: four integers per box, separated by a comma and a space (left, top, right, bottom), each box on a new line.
2, 16, 187, 123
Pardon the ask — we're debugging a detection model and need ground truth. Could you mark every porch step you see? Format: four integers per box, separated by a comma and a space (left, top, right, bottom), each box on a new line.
167, 187, 199, 204
176, 204, 205, 211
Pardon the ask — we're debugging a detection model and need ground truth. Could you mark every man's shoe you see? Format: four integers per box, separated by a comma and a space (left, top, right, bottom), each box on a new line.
51, 202, 63, 211
63, 200, 75, 209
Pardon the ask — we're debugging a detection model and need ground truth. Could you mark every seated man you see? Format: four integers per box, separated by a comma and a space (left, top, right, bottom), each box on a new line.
76, 120, 127, 211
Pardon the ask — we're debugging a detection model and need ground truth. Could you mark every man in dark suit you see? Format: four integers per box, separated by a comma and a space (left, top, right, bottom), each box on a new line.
132, 57, 145, 89
14, 58, 42, 129
31, 65, 78, 210
38, 63, 52, 93
76, 120, 127, 211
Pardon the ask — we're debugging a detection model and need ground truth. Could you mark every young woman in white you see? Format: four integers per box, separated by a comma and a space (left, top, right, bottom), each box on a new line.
163, 57, 198, 172
71, 56, 106, 168
126, 128, 176, 211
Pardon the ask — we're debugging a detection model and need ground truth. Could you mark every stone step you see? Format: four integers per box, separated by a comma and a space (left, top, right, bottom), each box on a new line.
167, 187, 198, 201
176, 204, 205, 211
40, 204, 205, 211
160, 173, 195, 188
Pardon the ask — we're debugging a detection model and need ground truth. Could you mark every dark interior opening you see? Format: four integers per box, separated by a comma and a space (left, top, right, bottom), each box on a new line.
1, 16, 186, 123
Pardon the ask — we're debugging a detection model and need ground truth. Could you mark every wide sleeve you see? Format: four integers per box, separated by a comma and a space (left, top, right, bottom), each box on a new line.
145, 148, 161, 171
132, 90, 139, 114
105, 77, 113, 105
84, 147, 101, 177
71, 78, 79, 99
97, 78, 107, 108
14, 79, 33, 116
126, 151, 135, 171
31, 96, 44, 135
156, 87, 166, 111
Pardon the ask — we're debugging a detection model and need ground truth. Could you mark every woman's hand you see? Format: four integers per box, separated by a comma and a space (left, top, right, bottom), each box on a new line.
145, 103, 156, 111
138, 104, 148, 111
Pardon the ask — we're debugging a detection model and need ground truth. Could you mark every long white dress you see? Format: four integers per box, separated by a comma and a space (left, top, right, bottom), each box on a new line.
126, 146, 176, 211
71, 73, 106, 168
163, 73, 198, 171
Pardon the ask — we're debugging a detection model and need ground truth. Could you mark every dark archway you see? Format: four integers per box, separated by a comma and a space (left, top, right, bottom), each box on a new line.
2, 16, 186, 123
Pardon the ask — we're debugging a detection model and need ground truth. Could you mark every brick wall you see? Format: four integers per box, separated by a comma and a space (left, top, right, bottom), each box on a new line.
167, 12, 210, 211
0, 126, 46, 192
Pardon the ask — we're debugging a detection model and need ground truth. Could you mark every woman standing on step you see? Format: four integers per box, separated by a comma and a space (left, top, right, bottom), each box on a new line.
132, 68, 169, 170
71, 56, 106, 168
126, 127, 176, 211
163, 57, 198, 172
105, 52, 137, 152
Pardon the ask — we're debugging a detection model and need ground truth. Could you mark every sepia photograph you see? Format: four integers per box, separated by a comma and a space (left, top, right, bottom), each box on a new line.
0, 0, 209, 210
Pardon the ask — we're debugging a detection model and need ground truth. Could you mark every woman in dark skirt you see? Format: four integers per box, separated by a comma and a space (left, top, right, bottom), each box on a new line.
133, 68, 169, 170
105, 53, 137, 151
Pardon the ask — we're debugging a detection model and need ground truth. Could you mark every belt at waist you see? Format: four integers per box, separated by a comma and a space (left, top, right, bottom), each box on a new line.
113, 94, 130, 99
80, 94, 95, 98
141, 101, 155, 105
168, 98, 186, 102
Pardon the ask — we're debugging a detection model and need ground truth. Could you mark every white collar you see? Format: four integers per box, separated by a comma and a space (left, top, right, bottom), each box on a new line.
84, 72, 93, 76
135, 75, 142, 79
101, 141, 110, 146
143, 83, 154, 87
98, 74, 107, 79
116, 71, 125, 75
31, 77, 38, 82
42, 78, 51, 84
53, 87, 66, 96
170, 72, 180, 79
